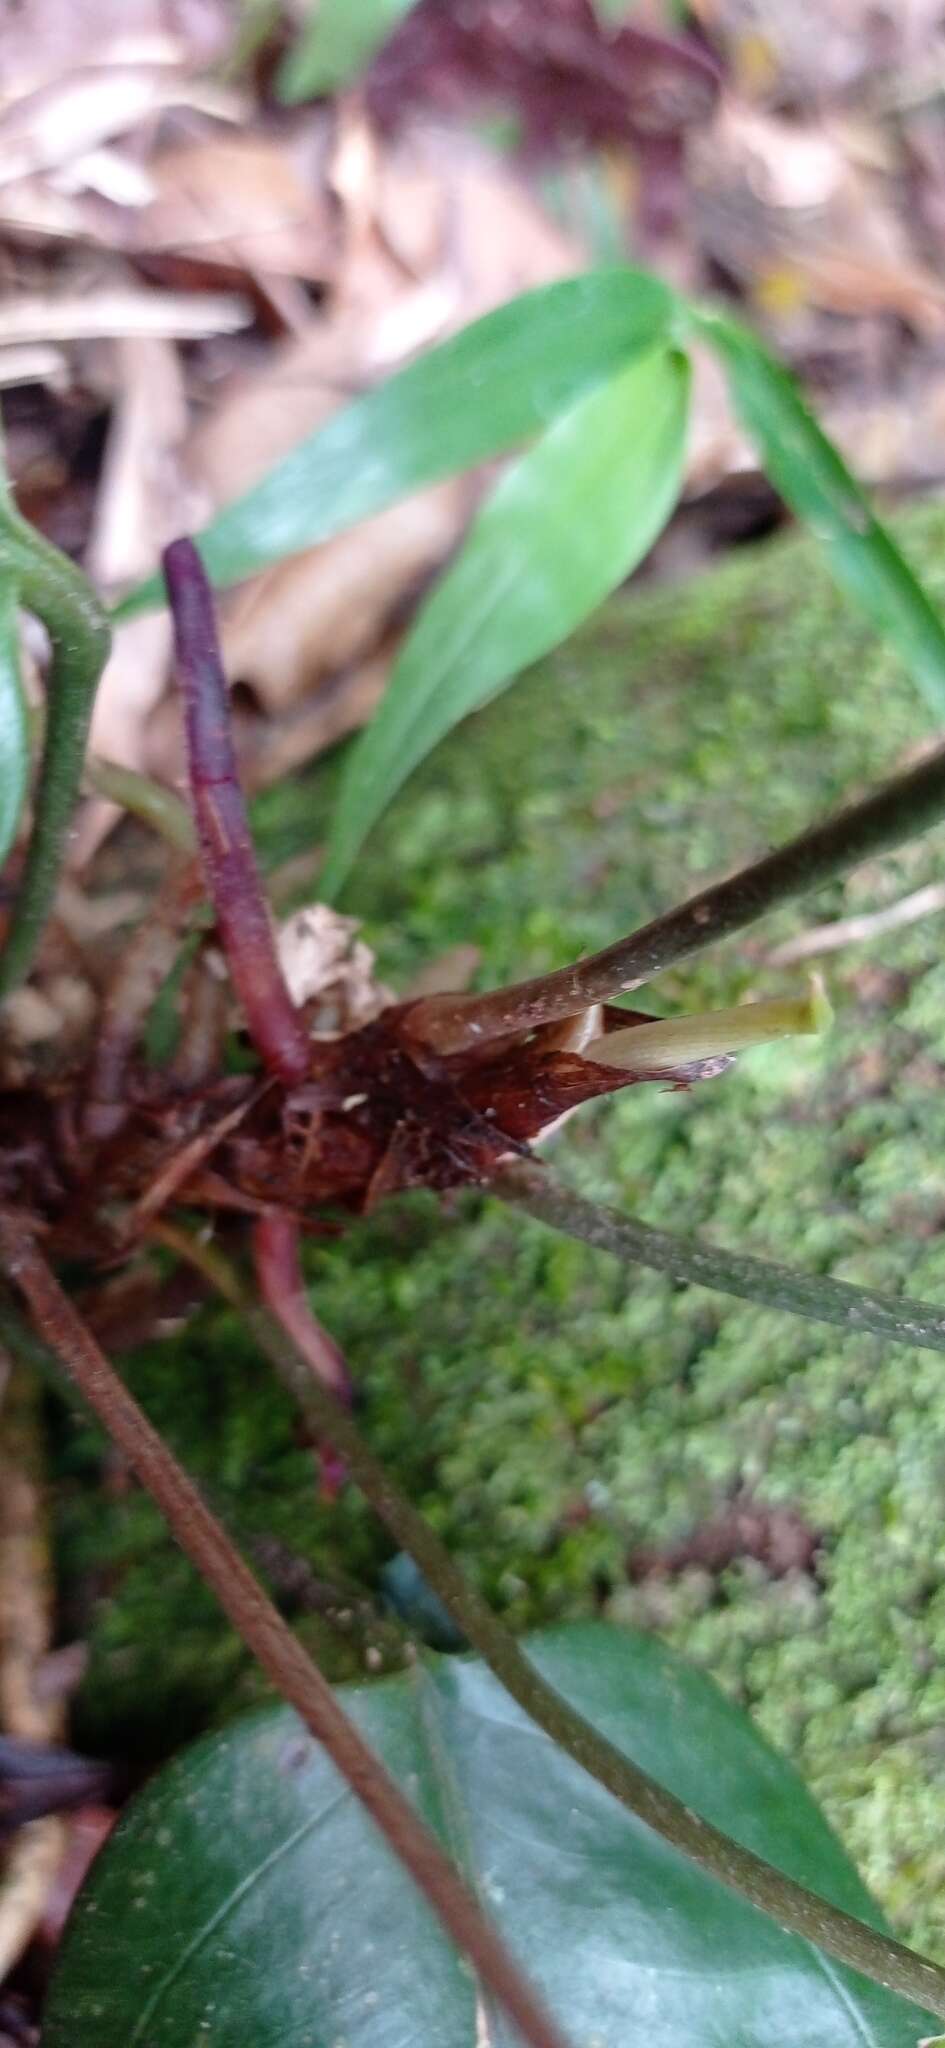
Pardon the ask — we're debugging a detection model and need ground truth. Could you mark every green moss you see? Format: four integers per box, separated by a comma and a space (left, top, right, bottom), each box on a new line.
59, 502, 945, 1948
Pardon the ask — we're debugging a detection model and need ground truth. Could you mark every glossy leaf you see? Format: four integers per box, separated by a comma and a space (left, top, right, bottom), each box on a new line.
321, 345, 690, 895
116, 268, 678, 616
0, 578, 29, 871
45, 1622, 930, 2047
695, 307, 945, 719
277, 0, 420, 100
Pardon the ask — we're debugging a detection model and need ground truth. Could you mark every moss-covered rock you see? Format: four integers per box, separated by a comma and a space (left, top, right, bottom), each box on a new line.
58, 502, 945, 1948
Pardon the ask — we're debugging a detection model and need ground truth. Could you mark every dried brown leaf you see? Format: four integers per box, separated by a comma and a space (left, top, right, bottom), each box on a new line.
75, 337, 207, 855
147, 120, 581, 767
131, 128, 339, 284
0, 67, 243, 190
0, 345, 67, 390
277, 904, 393, 1034
87, 335, 198, 590
147, 650, 392, 796
0, 0, 232, 101
694, 101, 945, 334
220, 485, 469, 712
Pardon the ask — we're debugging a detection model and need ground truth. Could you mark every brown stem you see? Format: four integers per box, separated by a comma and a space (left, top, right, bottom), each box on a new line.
407, 735, 945, 1054
253, 1212, 350, 1496
0, 1220, 570, 2048
253, 1214, 351, 1401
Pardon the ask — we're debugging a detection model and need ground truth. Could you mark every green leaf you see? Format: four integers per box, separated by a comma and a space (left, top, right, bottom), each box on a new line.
694, 307, 945, 719
277, 0, 421, 101
321, 345, 690, 896
0, 579, 29, 871
44, 1622, 930, 2047
116, 268, 678, 616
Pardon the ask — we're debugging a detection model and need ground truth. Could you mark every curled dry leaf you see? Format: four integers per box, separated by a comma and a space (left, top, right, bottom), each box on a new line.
776, 243, 945, 334
130, 128, 340, 286
277, 904, 394, 1035
218, 486, 470, 716
233, 652, 390, 794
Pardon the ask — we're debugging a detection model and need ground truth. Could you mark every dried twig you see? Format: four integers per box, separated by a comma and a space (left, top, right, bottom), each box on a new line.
766, 880, 945, 965
0, 293, 250, 346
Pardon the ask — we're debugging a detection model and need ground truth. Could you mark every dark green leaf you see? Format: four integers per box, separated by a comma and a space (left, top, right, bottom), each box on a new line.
321, 345, 690, 895
277, 0, 420, 101
115, 268, 678, 616
380, 1551, 467, 1649
0, 579, 29, 870
694, 307, 945, 718
45, 1622, 930, 2047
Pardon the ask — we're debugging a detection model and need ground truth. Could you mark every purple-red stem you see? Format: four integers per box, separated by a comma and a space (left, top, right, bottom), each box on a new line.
253, 1213, 351, 1497
162, 538, 310, 1087
252, 1214, 351, 1401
